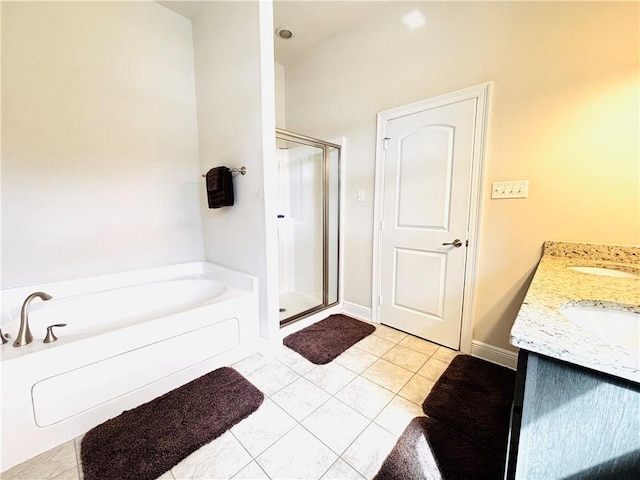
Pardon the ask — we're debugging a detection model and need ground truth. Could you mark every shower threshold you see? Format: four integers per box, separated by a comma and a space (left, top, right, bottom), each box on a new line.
279, 291, 322, 324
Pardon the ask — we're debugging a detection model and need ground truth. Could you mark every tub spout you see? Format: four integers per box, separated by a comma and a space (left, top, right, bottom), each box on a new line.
13, 292, 53, 347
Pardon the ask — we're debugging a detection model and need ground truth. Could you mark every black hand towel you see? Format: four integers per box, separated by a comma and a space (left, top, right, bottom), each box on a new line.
206, 167, 234, 208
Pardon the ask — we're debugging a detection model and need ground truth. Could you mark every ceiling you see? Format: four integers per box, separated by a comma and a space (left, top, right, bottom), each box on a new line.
156, 1, 205, 21
157, 1, 384, 67
272, 1, 384, 66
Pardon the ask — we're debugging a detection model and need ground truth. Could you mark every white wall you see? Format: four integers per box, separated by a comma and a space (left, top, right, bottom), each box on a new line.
275, 62, 286, 128
284, 1, 639, 351
1, 1, 204, 288
192, 1, 276, 338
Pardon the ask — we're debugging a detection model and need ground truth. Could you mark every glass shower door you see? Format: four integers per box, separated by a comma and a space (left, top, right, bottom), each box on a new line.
277, 137, 325, 321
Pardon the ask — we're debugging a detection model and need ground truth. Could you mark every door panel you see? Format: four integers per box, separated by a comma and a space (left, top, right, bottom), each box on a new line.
380, 98, 476, 349
393, 248, 446, 318
397, 126, 454, 230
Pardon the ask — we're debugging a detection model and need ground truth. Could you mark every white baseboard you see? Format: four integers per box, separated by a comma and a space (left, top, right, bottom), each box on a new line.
341, 301, 372, 322
471, 340, 518, 369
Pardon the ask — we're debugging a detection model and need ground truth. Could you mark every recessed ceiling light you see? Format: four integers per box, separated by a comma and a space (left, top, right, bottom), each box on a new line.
275, 27, 293, 40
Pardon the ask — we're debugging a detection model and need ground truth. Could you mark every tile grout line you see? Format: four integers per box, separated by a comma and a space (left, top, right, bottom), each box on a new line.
228, 429, 266, 479
225, 338, 446, 480
267, 333, 438, 479
261, 339, 394, 479
235, 400, 299, 465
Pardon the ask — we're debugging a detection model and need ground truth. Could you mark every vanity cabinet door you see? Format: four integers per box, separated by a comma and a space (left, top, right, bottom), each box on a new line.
513, 353, 640, 479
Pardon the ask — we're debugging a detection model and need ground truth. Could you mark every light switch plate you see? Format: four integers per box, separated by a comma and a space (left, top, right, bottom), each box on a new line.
491, 180, 529, 199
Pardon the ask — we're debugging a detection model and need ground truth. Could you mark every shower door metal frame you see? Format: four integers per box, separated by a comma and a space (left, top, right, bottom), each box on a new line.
276, 128, 341, 327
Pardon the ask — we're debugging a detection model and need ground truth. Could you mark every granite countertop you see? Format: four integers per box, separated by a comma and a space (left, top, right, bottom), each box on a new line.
510, 241, 640, 383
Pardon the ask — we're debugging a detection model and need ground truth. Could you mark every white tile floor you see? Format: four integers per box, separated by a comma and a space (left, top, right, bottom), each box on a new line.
2, 323, 459, 480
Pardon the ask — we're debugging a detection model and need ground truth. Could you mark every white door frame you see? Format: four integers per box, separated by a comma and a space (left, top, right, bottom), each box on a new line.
371, 82, 491, 354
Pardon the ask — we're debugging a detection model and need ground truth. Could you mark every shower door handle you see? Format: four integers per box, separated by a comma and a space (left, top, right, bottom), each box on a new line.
442, 239, 463, 248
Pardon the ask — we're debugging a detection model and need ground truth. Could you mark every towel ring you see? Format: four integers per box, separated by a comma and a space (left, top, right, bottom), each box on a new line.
202, 166, 246, 177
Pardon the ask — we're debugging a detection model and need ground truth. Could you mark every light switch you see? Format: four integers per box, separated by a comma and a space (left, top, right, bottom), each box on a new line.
491, 180, 529, 199
357, 189, 365, 202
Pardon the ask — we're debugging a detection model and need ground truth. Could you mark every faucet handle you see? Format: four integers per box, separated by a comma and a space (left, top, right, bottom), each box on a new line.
0, 328, 9, 345
44, 324, 67, 344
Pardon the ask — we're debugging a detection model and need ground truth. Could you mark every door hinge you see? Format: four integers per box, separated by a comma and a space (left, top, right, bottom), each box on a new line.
378, 296, 382, 306
379, 220, 385, 231
382, 137, 390, 150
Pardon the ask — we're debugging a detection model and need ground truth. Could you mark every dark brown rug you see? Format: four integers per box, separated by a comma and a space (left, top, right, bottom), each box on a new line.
422, 354, 516, 453
374, 416, 505, 480
375, 354, 516, 479
283, 314, 376, 364
80, 367, 264, 480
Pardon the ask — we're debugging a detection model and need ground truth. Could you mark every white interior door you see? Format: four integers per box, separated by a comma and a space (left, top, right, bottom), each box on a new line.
378, 98, 477, 349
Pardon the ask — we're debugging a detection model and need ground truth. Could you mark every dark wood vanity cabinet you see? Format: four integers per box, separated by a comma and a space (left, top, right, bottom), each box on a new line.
505, 350, 640, 479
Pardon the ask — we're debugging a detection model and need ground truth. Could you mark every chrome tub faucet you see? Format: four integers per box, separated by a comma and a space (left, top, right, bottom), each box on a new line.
13, 292, 53, 347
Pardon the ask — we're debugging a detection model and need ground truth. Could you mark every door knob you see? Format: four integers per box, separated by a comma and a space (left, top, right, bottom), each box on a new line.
442, 239, 463, 248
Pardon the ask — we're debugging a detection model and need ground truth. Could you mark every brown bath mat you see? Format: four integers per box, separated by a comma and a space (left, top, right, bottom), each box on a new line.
374, 416, 505, 480
422, 354, 516, 453
80, 367, 264, 480
283, 314, 376, 364
376, 355, 515, 479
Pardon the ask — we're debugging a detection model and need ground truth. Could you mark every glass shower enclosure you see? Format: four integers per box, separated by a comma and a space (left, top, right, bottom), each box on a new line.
276, 129, 340, 326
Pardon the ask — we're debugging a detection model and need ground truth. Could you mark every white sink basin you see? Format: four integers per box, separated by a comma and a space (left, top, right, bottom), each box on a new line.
567, 266, 640, 279
562, 306, 640, 347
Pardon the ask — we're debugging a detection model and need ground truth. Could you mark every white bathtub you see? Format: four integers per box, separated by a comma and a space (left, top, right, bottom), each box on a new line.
0, 262, 259, 471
